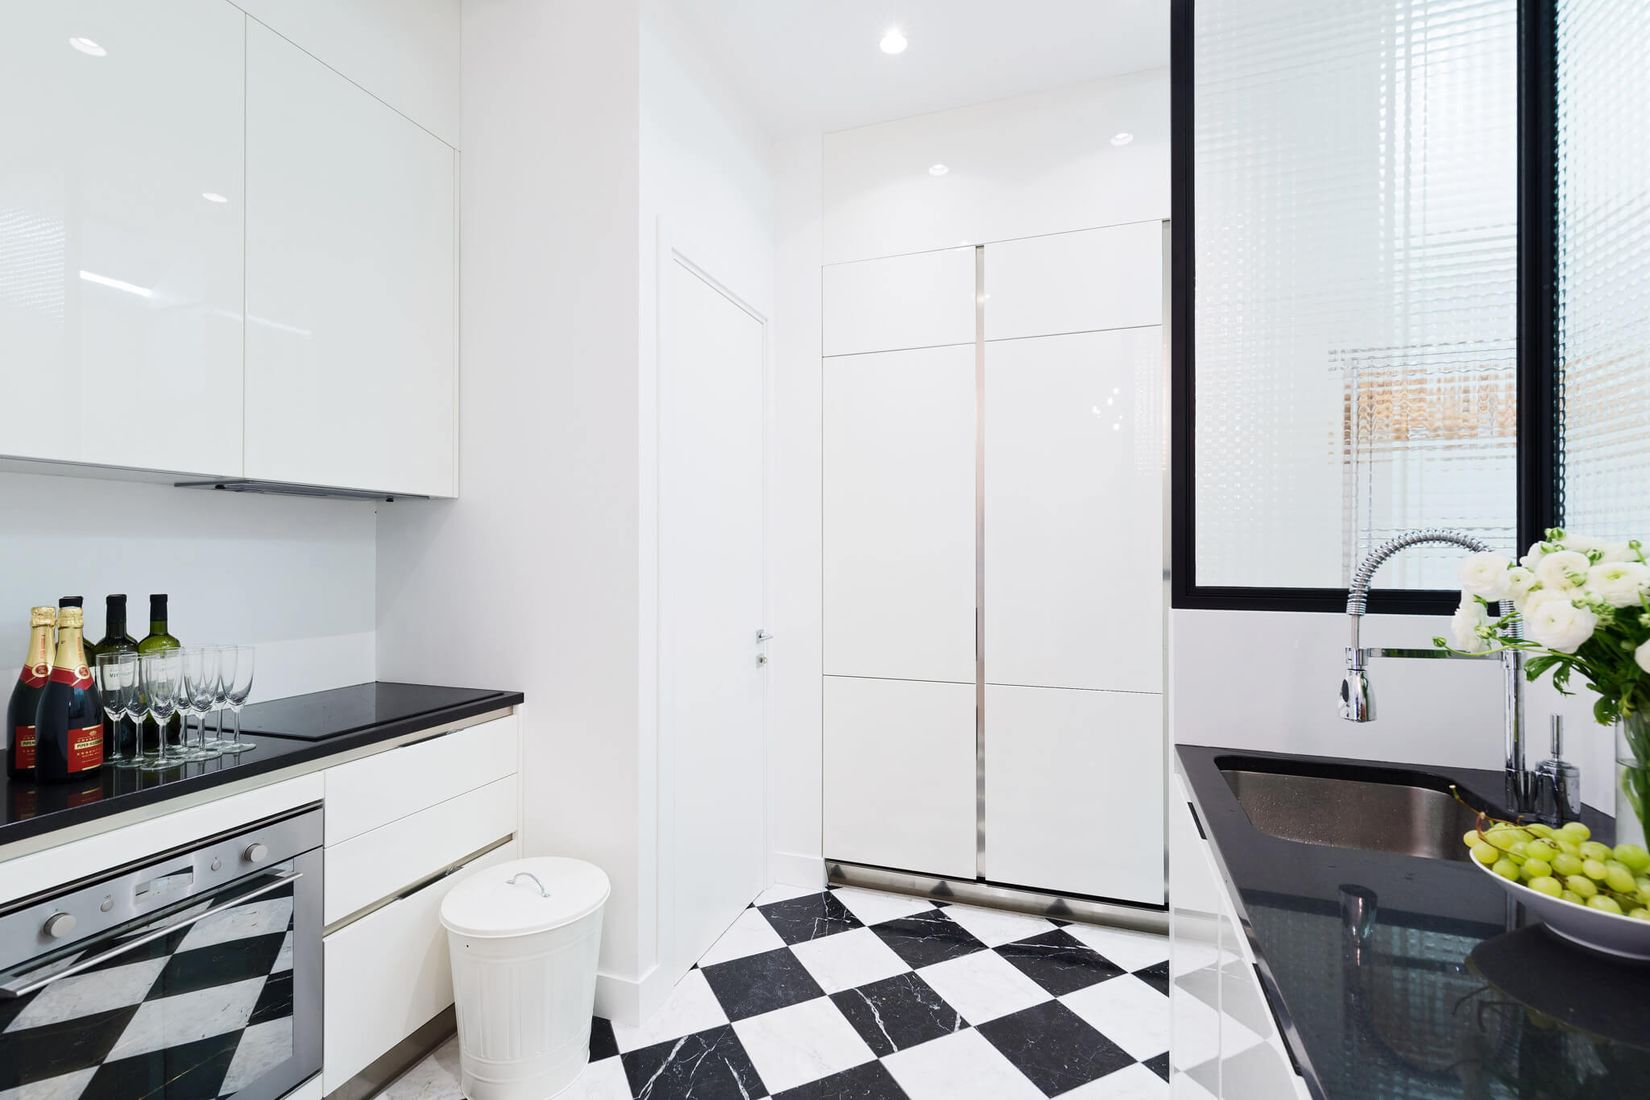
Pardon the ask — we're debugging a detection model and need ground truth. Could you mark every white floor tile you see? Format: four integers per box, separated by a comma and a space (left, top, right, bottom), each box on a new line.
610, 968, 729, 1053
914, 948, 1051, 1026
830, 887, 936, 926
4, 957, 167, 1032
556, 1056, 633, 1100
881, 1028, 1044, 1100
1061, 924, 1171, 972
754, 883, 818, 906
1062, 1062, 1170, 1099
1060, 975, 1170, 1061
381, 1035, 462, 1099
937, 903, 1057, 948
790, 927, 909, 994
0, 1068, 97, 1100
697, 908, 787, 968
733, 997, 876, 1093
104, 975, 266, 1061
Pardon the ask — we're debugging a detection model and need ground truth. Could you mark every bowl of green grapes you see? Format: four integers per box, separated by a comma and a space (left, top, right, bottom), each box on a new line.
1465, 817, 1650, 959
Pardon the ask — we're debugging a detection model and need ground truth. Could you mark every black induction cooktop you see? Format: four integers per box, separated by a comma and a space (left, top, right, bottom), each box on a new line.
234, 682, 516, 741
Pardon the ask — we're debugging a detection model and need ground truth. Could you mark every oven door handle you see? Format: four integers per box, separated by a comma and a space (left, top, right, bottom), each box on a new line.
0, 871, 303, 1000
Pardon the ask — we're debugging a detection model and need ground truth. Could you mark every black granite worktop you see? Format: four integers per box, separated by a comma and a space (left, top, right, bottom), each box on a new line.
0, 682, 522, 854
1178, 744, 1650, 1100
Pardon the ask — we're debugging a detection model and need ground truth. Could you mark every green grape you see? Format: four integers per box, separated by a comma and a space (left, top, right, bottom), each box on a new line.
1613, 843, 1650, 872
1566, 875, 1598, 898
1580, 841, 1613, 862
1553, 853, 1585, 877
1556, 838, 1581, 857
1560, 821, 1592, 842
1486, 829, 1529, 852
1521, 858, 1553, 881
1472, 843, 1500, 866
1588, 895, 1623, 915
1604, 862, 1638, 894
1562, 890, 1584, 904
1526, 823, 1555, 838
1527, 875, 1563, 898
1527, 839, 1562, 862
1637, 876, 1650, 895
1630, 909, 1650, 921
1461, 829, 1482, 849
1493, 858, 1520, 880
1583, 858, 1609, 881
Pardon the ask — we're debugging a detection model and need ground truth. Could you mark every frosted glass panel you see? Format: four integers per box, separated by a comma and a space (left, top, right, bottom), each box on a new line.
1193, 0, 1518, 590
1555, 0, 1650, 539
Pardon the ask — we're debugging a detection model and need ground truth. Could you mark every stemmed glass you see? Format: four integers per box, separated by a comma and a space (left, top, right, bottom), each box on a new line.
178, 648, 223, 762
204, 645, 235, 751
95, 653, 141, 769
139, 651, 182, 772
221, 646, 256, 754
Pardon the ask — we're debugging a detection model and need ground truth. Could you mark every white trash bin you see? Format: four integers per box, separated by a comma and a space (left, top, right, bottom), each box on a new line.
440, 857, 610, 1100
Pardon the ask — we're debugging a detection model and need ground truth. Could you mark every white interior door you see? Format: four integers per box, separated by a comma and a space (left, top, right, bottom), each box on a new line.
660, 257, 768, 976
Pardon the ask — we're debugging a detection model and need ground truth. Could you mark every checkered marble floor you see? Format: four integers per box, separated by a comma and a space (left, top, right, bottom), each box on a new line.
384, 883, 1169, 1099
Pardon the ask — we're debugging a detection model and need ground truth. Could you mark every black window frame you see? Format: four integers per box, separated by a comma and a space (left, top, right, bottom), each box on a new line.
1169, 0, 1560, 614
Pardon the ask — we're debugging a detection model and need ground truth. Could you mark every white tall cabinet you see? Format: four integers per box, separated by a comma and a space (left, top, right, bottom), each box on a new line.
823, 222, 1166, 907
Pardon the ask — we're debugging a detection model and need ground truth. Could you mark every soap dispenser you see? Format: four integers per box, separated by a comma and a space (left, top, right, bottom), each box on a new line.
1535, 715, 1581, 825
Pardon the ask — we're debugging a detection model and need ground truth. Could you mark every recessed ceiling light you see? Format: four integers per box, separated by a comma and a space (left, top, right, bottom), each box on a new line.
928, 163, 949, 176
1110, 131, 1135, 146
880, 28, 908, 55
68, 36, 106, 57
201, 192, 229, 204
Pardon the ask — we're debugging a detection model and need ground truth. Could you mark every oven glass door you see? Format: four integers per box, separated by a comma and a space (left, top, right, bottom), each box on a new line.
0, 851, 320, 1100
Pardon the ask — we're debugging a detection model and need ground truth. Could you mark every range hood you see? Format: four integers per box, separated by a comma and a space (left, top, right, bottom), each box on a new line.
173, 478, 424, 502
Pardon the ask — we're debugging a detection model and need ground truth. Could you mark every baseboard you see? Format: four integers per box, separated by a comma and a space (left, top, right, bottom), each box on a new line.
769, 849, 827, 891
595, 960, 679, 1028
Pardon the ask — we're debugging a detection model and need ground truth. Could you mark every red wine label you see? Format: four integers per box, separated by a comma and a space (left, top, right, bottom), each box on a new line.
11, 725, 34, 769
47, 665, 93, 690
66, 724, 102, 773
19, 663, 48, 689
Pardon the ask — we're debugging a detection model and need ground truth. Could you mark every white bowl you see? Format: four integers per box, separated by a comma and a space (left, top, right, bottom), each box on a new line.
1474, 856, 1650, 960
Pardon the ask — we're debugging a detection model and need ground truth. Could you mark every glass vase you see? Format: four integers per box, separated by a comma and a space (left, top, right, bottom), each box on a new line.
1617, 710, 1650, 849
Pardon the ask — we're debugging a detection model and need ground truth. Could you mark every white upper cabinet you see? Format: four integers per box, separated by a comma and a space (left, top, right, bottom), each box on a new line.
244, 23, 458, 497
0, 0, 245, 477
984, 221, 1163, 341
229, 0, 461, 148
823, 248, 976, 357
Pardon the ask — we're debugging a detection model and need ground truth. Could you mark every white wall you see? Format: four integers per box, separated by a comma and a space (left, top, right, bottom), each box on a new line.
0, 470, 375, 699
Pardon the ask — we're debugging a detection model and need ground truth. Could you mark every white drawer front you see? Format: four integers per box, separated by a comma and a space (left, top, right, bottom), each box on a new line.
324, 713, 517, 845
325, 774, 518, 924
323, 840, 518, 1091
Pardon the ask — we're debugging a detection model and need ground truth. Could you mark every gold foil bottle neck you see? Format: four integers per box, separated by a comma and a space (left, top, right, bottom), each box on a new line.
30, 606, 57, 627
57, 607, 84, 629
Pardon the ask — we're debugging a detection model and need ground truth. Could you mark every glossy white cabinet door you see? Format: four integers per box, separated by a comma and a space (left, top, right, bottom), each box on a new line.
1169, 772, 1225, 1099
824, 675, 977, 880
983, 221, 1163, 341
985, 328, 1163, 692
824, 345, 976, 684
230, 0, 461, 147
244, 23, 457, 497
0, 0, 245, 476
983, 685, 1163, 904
823, 247, 976, 357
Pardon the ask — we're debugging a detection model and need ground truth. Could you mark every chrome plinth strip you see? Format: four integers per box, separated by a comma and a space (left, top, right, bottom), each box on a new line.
974, 243, 989, 880
325, 1006, 455, 1100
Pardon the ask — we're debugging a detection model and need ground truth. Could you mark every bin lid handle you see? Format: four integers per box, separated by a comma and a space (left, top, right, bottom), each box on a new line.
507, 872, 551, 898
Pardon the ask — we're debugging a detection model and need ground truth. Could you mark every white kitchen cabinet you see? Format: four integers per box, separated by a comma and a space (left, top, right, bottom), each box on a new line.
0, 0, 245, 477
823, 247, 976, 357
244, 22, 458, 497
984, 327, 1164, 692
983, 685, 1163, 903
824, 344, 977, 684
983, 221, 1163, 341
824, 676, 977, 880
230, 0, 461, 148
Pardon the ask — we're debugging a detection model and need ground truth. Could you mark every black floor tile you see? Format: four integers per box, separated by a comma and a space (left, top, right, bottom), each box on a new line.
1146, 1050, 1171, 1081
1134, 961, 1171, 997
869, 910, 986, 970
996, 929, 1124, 997
758, 892, 864, 945
773, 1058, 910, 1099
976, 1000, 1135, 1096
830, 972, 964, 1057
589, 1015, 619, 1062
621, 1024, 769, 1099
701, 946, 826, 1021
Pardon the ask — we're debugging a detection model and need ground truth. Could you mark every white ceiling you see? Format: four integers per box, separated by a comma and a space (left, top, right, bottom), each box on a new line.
666, 0, 1170, 138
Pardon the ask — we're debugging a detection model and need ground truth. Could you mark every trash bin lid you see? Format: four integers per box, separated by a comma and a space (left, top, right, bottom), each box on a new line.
440, 857, 611, 938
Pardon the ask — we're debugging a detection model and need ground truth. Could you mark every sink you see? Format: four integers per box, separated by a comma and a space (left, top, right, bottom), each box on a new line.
1220, 762, 1486, 862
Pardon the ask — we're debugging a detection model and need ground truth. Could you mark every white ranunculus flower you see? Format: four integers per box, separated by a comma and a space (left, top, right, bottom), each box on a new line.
1638, 639, 1650, 675
1450, 598, 1490, 653
1534, 550, 1591, 591
1561, 534, 1607, 558
1585, 561, 1650, 608
1521, 539, 1557, 570
1599, 541, 1637, 564
1458, 552, 1513, 601
1524, 596, 1598, 654
1504, 566, 1538, 607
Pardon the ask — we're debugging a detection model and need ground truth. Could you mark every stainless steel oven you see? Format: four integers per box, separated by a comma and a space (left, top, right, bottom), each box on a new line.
0, 807, 322, 1100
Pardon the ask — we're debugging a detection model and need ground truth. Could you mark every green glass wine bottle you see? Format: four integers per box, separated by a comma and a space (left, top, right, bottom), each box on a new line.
91, 595, 140, 759
137, 593, 182, 750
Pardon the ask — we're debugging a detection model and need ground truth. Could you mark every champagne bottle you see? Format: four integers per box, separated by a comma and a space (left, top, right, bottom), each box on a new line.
6, 606, 55, 780
137, 593, 182, 749
33, 598, 103, 782
90, 594, 139, 758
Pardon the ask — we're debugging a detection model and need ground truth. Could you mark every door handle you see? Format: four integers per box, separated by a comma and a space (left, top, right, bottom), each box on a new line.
755, 630, 773, 644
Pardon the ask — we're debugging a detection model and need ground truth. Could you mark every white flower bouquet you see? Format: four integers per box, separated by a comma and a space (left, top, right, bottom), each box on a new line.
1436, 529, 1650, 843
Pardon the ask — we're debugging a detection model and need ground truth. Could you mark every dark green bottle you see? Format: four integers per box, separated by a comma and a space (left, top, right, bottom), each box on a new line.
136, 594, 182, 749
90, 595, 139, 758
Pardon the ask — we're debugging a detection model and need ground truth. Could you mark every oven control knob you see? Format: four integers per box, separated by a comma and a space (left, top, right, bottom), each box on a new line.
244, 843, 269, 865
44, 912, 76, 939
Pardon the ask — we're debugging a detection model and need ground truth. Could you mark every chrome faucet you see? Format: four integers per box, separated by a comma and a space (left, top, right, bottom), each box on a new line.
1339, 529, 1535, 816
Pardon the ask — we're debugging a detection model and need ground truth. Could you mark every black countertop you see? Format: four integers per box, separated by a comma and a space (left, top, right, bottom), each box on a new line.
1179, 744, 1650, 1100
1, 682, 523, 854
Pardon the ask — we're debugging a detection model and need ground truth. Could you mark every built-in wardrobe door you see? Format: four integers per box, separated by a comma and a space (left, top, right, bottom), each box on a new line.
985, 685, 1163, 903
984, 327, 1163, 692
823, 247, 976, 357
824, 344, 976, 684
824, 676, 978, 880
983, 220, 1163, 341
0, 0, 245, 476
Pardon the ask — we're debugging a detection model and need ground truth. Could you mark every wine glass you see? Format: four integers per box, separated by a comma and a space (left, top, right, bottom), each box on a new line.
178, 648, 222, 762
139, 651, 182, 772
221, 646, 256, 754
204, 645, 235, 751
95, 653, 140, 769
